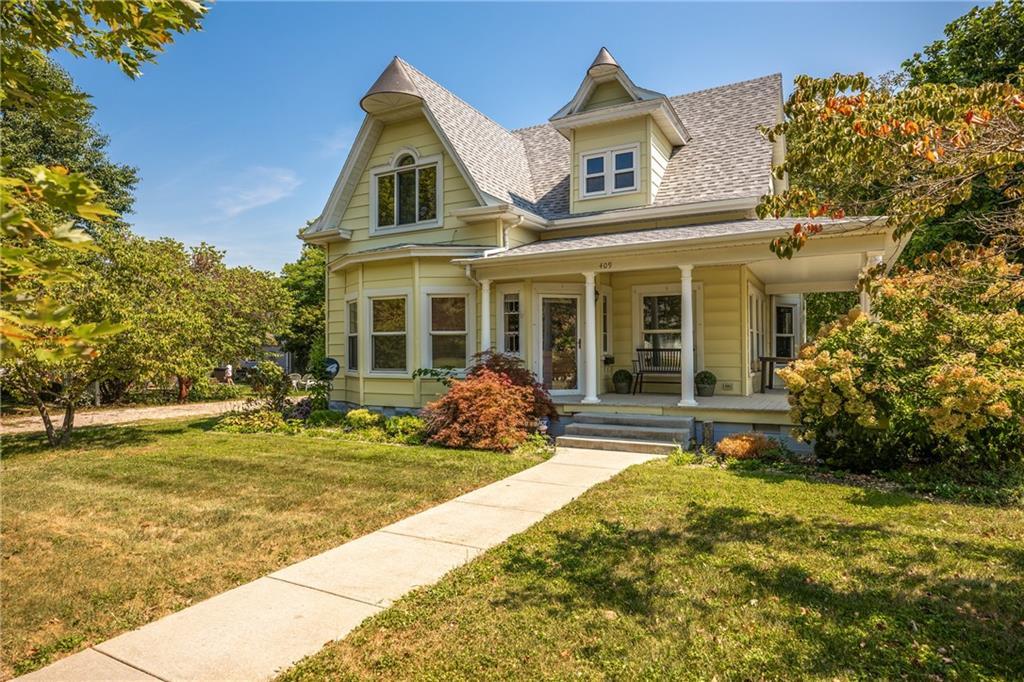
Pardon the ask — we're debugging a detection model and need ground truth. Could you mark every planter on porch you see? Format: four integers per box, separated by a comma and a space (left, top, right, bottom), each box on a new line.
695, 370, 717, 397
612, 369, 633, 394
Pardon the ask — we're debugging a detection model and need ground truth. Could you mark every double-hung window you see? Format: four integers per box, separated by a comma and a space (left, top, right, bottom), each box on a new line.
370, 296, 407, 372
346, 299, 358, 372
428, 295, 468, 368
775, 305, 795, 358
580, 146, 638, 198
373, 152, 441, 231
501, 293, 521, 355
641, 295, 681, 349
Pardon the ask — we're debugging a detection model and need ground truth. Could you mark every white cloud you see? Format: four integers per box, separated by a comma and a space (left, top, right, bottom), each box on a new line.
215, 166, 302, 218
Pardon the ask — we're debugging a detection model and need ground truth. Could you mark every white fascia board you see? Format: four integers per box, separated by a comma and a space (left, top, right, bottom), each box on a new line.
452, 203, 548, 229
311, 115, 382, 235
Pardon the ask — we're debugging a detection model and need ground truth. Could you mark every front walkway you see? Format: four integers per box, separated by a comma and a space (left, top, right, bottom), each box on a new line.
21, 448, 660, 682
1, 400, 248, 435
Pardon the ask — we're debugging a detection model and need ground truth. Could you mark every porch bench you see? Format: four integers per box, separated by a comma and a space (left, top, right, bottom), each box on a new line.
632, 348, 682, 394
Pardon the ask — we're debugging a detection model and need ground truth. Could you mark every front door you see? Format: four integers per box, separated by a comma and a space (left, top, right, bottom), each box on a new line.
540, 295, 579, 394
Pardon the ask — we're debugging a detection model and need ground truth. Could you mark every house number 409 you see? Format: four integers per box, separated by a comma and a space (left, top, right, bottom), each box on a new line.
597, 261, 613, 270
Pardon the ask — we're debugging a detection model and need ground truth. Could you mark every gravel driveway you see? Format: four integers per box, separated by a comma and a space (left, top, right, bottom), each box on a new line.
1, 400, 248, 435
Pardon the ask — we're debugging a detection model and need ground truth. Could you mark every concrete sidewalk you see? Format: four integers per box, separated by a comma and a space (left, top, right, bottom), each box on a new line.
21, 448, 660, 682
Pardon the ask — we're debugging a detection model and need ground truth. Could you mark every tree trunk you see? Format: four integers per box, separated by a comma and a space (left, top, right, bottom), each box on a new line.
176, 376, 193, 403
31, 393, 58, 447
57, 402, 75, 446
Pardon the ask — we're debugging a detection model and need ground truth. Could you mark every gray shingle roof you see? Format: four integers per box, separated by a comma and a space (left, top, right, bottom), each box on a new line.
468, 217, 859, 260
394, 62, 781, 221
400, 59, 538, 209
310, 62, 783, 237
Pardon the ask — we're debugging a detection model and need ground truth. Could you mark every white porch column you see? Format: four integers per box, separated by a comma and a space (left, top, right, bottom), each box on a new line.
678, 264, 697, 407
582, 271, 600, 404
859, 253, 883, 317
480, 279, 492, 351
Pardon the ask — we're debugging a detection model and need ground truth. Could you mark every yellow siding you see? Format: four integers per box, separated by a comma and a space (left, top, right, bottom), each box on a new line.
650, 122, 671, 202
606, 266, 744, 396
579, 80, 633, 111
570, 118, 649, 215
336, 115, 495, 253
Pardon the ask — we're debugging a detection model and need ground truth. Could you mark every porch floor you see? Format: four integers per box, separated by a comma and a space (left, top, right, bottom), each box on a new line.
554, 390, 791, 424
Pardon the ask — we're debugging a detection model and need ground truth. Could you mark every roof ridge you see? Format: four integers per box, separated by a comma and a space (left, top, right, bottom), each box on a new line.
670, 73, 782, 100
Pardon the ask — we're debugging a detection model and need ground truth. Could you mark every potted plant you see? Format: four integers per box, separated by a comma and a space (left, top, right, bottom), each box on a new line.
612, 369, 632, 394
694, 370, 717, 397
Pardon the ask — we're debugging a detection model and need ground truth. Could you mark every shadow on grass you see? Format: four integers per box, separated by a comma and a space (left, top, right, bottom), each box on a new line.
1, 417, 220, 460
495, 499, 1023, 678
497, 520, 683, 619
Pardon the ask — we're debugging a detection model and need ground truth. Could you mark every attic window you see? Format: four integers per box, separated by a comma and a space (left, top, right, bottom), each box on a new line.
580, 145, 639, 199
371, 150, 443, 233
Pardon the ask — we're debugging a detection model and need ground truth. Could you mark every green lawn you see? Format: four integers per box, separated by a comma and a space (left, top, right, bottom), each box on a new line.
0, 419, 545, 678
282, 461, 1024, 680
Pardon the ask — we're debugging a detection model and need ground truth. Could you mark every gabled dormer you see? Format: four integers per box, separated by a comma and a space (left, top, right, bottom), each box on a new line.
550, 48, 690, 214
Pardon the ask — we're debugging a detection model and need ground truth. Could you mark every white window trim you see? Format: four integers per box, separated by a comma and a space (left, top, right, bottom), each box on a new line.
345, 294, 359, 376
496, 283, 524, 357
419, 286, 477, 372
369, 147, 444, 236
598, 284, 613, 357
579, 144, 640, 200
630, 283, 704, 371
365, 288, 413, 378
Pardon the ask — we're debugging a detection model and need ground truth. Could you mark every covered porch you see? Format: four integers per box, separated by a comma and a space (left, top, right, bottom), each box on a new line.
456, 217, 900, 427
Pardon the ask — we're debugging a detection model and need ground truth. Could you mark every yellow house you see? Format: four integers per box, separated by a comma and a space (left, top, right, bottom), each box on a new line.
301, 48, 903, 448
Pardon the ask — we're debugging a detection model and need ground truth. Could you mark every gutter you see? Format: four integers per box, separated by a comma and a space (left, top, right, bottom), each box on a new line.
298, 227, 353, 244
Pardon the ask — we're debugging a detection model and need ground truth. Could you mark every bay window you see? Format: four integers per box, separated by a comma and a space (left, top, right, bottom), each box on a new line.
428, 295, 468, 368
370, 296, 407, 372
346, 299, 358, 372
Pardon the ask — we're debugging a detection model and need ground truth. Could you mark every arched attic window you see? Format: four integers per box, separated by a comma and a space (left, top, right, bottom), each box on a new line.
371, 147, 442, 232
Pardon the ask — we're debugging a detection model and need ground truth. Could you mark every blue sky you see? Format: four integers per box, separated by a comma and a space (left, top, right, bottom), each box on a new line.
56, 1, 975, 273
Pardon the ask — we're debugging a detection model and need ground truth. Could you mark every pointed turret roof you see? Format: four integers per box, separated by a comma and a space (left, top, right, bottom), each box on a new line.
587, 47, 620, 77
360, 57, 422, 114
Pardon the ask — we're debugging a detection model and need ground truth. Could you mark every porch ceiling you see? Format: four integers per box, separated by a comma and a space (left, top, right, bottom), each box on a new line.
747, 252, 864, 293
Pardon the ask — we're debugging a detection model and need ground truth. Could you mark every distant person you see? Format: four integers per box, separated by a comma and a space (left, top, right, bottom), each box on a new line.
224, 363, 234, 385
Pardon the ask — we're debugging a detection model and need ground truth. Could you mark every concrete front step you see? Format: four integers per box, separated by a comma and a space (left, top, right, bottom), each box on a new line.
555, 435, 682, 455
572, 412, 695, 430
564, 421, 690, 442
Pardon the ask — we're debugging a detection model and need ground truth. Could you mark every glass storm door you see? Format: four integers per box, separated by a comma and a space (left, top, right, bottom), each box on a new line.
541, 296, 579, 393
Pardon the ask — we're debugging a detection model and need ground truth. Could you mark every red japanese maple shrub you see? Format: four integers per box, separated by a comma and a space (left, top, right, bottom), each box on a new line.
468, 351, 558, 422
423, 368, 534, 451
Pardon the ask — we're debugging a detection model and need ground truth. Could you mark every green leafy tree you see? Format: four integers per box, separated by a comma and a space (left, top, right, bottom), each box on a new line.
1, 0, 206, 444
279, 243, 325, 372
903, 0, 1024, 88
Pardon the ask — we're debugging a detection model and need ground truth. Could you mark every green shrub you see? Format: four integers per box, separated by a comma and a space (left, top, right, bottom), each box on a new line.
345, 408, 385, 430
694, 370, 716, 386
780, 245, 1024, 473
214, 410, 289, 434
513, 432, 554, 458
612, 369, 632, 384
189, 376, 244, 402
384, 415, 427, 444
306, 409, 345, 427
247, 361, 290, 414
669, 448, 699, 466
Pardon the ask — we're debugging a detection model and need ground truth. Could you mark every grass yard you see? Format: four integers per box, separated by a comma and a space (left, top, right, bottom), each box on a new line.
0, 418, 545, 679
283, 461, 1024, 680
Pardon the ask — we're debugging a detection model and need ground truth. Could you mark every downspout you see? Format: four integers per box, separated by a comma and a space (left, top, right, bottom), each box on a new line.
483, 215, 522, 257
